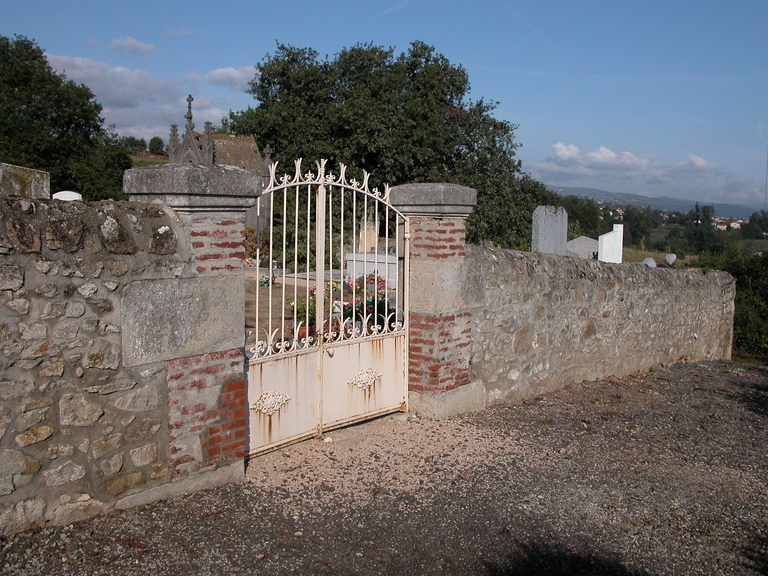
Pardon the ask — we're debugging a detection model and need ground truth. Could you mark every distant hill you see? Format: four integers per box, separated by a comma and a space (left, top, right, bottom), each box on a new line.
547, 185, 761, 220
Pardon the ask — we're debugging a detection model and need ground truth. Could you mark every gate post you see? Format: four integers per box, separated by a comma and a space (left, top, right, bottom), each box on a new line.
123, 162, 259, 491
389, 183, 483, 418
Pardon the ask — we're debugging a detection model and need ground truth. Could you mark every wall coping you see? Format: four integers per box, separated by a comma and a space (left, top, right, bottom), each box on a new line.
124, 163, 261, 213
389, 183, 477, 217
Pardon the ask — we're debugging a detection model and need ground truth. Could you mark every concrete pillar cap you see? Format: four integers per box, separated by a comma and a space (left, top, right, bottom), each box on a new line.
389, 183, 477, 217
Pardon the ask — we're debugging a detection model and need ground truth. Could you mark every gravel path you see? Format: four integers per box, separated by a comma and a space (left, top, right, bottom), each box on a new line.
1, 360, 766, 575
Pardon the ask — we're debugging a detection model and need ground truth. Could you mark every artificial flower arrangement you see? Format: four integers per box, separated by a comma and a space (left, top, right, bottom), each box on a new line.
289, 273, 394, 341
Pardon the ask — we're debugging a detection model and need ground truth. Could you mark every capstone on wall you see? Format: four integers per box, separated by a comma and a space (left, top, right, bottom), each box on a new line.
463, 245, 735, 405
0, 195, 246, 536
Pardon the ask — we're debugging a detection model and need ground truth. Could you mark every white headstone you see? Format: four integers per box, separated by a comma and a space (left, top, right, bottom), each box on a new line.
532, 206, 568, 256
641, 257, 657, 268
598, 224, 624, 263
52, 191, 82, 201
665, 253, 677, 265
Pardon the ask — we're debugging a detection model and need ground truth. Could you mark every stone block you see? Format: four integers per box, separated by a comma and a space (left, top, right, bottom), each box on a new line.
44, 460, 86, 487
0, 498, 46, 536
59, 394, 103, 427
115, 460, 243, 510
0, 163, 50, 199
121, 276, 244, 366
409, 380, 486, 419
113, 386, 161, 412
123, 164, 260, 212
15, 425, 53, 447
101, 471, 146, 496
0, 266, 24, 291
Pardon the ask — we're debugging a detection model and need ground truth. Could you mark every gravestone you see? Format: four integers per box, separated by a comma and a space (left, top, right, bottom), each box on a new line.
52, 191, 82, 201
598, 224, 624, 263
666, 253, 677, 266
532, 206, 567, 256
566, 235, 599, 259
641, 257, 657, 268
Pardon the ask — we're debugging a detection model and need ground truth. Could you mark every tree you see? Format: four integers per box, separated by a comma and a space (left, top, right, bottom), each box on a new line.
68, 127, 132, 201
122, 136, 147, 153
148, 136, 165, 155
226, 41, 548, 249
0, 35, 130, 199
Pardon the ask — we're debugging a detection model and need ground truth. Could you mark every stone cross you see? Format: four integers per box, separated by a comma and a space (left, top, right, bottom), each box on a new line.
185, 94, 194, 124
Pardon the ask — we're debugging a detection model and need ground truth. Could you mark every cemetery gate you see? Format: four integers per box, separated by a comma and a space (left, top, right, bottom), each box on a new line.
246, 159, 409, 456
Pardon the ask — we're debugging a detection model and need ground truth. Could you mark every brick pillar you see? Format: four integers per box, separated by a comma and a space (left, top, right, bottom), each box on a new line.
124, 163, 259, 482
390, 183, 484, 418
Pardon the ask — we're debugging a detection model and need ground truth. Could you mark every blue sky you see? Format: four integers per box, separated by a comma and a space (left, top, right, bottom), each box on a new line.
2, 0, 767, 207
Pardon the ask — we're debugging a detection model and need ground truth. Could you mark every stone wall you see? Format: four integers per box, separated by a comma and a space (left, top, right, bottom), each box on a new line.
0, 194, 247, 535
464, 246, 735, 405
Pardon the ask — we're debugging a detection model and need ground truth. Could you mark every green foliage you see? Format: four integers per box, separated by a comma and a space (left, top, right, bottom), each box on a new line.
559, 196, 606, 239
121, 136, 146, 153
695, 248, 768, 355
0, 35, 130, 199
227, 41, 560, 249
739, 210, 768, 240
68, 127, 131, 201
650, 203, 728, 255
148, 136, 165, 155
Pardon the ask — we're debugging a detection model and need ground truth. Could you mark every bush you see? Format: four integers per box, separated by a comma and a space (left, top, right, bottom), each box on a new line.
695, 248, 768, 356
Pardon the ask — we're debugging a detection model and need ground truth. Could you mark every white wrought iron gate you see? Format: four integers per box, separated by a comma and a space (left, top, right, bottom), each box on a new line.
246, 159, 409, 457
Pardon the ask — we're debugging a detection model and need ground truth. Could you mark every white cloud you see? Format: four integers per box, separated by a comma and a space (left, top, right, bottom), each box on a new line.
109, 36, 156, 55
44, 54, 233, 140
552, 142, 580, 161
47, 55, 177, 109
529, 142, 753, 205
204, 66, 255, 92
544, 142, 655, 175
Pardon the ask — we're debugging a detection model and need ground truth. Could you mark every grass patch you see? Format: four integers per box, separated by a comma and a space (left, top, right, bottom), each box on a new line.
623, 247, 693, 266
130, 153, 167, 168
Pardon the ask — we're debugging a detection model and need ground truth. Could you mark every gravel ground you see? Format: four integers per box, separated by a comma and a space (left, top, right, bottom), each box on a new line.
1, 360, 766, 575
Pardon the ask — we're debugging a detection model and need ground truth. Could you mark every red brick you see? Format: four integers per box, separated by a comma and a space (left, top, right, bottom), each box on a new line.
207, 445, 221, 457
220, 439, 245, 453
211, 350, 243, 361
222, 418, 245, 431
208, 434, 224, 447
223, 379, 245, 392
167, 355, 204, 369
191, 363, 224, 375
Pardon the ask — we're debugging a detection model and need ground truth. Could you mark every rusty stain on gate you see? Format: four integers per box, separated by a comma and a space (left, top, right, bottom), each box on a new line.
246, 159, 409, 457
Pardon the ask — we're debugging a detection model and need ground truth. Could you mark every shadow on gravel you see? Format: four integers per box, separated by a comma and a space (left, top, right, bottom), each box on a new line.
728, 365, 768, 418
483, 542, 651, 576
742, 528, 768, 575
